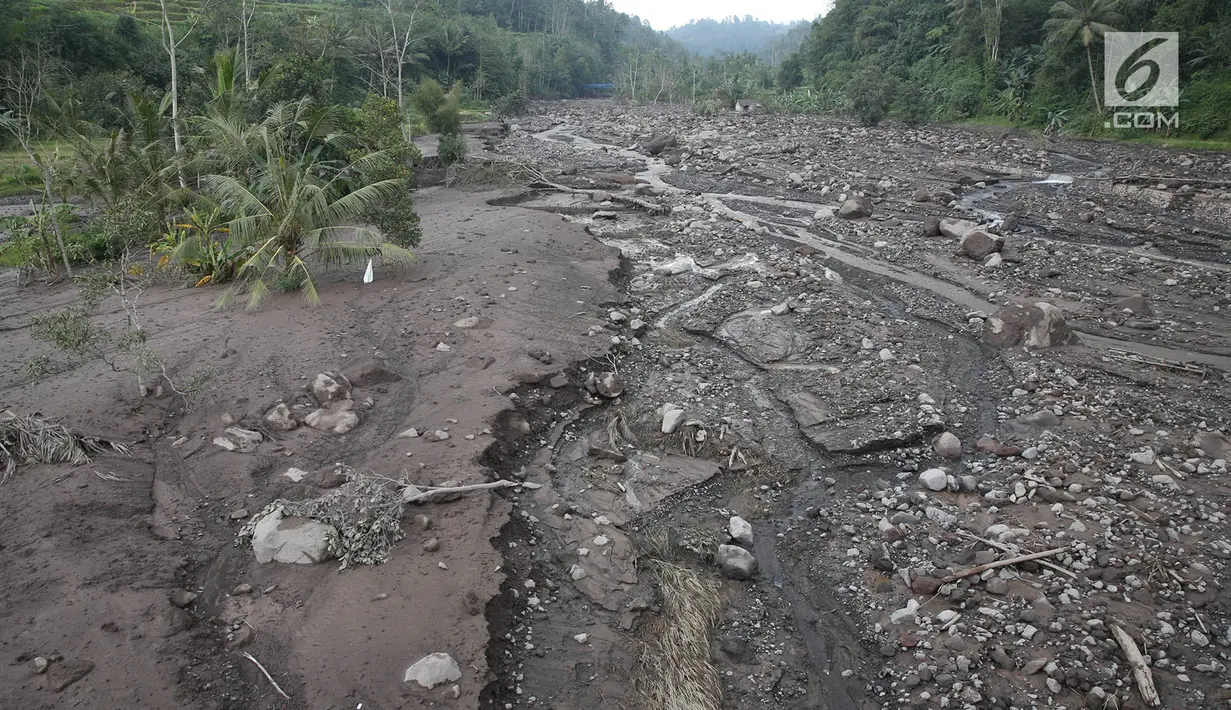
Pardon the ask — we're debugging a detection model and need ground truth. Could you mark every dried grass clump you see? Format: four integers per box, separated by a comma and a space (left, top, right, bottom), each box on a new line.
0, 410, 130, 483
638, 561, 724, 710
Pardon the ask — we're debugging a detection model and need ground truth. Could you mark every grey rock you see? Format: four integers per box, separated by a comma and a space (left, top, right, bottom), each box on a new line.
594, 371, 624, 398
645, 134, 678, 156
986, 578, 1009, 595
1023, 657, 1048, 675
983, 302, 1082, 348
305, 402, 360, 434
921, 216, 942, 237
837, 196, 873, 219
251, 512, 336, 564
717, 544, 758, 580
1114, 294, 1152, 316
311, 372, 352, 406
341, 356, 401, 387
223, 427, 263, 453
264, 403, 298, 431
919, 468, 948, 491
661, 408, 685, 434
453, 315, 480, 329
933, 432, 962, 459
728, 516, 754, 547
403, 652, 462, 688
170, 589, 197, 608
718, 311, 809, 364
959, 230, 1003, 260
939, 218, 979, 239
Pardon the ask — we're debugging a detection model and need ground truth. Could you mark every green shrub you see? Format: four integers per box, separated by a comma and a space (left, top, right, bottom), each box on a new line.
895, 84, 929, 126
847, 64, 896, 126
492, 90, 527, 118
1180, 73, 1231, 139
412, 79, 462, 135
437, 133, 467, 165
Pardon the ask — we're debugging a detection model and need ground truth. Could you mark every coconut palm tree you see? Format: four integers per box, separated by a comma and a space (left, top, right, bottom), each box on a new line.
184, 98, 414, 310
1044, 0, 1125, 112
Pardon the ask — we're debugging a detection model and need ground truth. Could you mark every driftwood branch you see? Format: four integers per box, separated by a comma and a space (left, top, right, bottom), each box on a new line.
241, 652, 291, 700
1112, 175, 1231, 188
955, 530, 1076, 579
528, 178, 668, 216
1110, 624, 1161, 707
939, 547, 1067, 584
403, 479, 531, 504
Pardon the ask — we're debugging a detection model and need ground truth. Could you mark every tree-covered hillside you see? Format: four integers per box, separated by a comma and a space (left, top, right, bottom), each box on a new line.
780, 0, 1231, 138
667, 16, 811, 63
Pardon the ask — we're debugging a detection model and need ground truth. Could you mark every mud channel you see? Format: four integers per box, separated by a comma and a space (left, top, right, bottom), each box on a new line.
476, 101, 1231, 710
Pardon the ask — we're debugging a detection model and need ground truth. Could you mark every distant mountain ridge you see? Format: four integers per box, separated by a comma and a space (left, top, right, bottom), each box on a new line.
667, 15, 810, 61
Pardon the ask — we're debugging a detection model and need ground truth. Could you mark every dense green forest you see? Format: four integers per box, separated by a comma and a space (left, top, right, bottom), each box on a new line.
667, 16, 810, 63
779, 0, 1231, 138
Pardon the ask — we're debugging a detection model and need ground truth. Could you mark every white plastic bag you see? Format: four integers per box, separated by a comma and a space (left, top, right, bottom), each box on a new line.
363, 258, 374, 284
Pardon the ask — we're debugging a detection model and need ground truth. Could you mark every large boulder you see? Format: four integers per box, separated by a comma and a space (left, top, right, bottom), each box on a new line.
717, 544, 758, 580
1113, 294, 1152, 316
404, 652, 462, 688
305, 401, 360, 434
983, 302, 1082, 348
342, 356, 401, 388
959, 230, 1003, 260
311, 372, 352, 406
645, 134, 678, 156
837, 196, 873, 219
939, 218, 979, 239
718, 311, 809, 364
251, 512, 336, 564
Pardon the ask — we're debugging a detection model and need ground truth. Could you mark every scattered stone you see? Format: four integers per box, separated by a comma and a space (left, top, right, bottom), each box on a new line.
574, 633, 590, 644
921, 216, 941, 237
549, 373, 569, 388
453, 316, 480, 329
170, 589, 196, 608
403, 652, 462, 689
232, 583, 253, 595
31, 657, 49, 674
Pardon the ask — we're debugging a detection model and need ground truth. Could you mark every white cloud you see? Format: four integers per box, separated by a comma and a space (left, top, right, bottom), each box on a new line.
608, 0, 831, 31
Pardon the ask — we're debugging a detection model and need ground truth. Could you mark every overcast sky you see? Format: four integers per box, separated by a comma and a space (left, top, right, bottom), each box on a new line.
608, 0, 832, 31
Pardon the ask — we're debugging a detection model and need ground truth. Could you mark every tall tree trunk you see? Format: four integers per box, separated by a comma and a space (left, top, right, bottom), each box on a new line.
1085, 42, 1102, 112
159, 0, 187, 189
